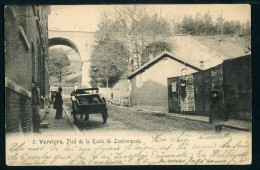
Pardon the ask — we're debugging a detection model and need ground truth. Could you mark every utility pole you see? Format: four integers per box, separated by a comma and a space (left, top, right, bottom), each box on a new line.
106, 78, 108, 88
59, 68, 62, 86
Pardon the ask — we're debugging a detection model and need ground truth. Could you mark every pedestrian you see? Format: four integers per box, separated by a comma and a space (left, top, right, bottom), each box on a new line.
51, 92, 55, 102
54, 87, 63, 119
180, 80, 187, 102
210, 89, 225, 133
71, 90, 76, 115
32, 86, 41, 133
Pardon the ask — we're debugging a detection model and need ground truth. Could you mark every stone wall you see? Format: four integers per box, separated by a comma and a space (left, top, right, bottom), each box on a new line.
5, 89, 21, 133
5, 6, 50, 134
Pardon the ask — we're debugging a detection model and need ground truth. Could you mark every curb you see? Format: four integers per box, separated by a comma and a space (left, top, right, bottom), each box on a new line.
165, 114, 251, 132
166, 114, 250, 131
221, 124, 250, 132
163, 114, 250, 132
63, 106, 81, 135
165, 113, 210, 124
40, 114, 49, 128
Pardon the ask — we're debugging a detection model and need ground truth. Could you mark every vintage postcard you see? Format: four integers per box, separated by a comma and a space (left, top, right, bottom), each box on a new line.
5, 4, 251, 166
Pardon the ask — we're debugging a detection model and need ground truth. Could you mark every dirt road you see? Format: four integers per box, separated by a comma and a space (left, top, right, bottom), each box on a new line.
64, 101, 225, 134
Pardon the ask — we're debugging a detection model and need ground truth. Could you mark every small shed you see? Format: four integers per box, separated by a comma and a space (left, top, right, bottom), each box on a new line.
127, 51, 202, 112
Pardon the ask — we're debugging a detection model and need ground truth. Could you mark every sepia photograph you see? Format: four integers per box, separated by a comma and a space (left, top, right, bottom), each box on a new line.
5, 4, 251, 166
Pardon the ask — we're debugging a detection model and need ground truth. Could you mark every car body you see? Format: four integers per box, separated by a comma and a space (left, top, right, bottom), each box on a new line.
71, 88, 108, 123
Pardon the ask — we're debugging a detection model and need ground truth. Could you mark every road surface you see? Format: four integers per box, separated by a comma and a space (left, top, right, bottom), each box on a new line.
63, 99, 240, 134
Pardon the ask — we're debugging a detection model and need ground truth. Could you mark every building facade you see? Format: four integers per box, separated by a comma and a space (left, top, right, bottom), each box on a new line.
5, 6, 51, 133
167, 54, 251, 121
127, 51, 202, 112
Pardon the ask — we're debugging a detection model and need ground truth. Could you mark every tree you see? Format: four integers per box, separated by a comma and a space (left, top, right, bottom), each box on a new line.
216, 12, 225, 35
48, 48, 70, 84
223, 21, 236, 35
240, 20, 251, 37
194, 12, 204, 35
181, 15, 195, 34
202, 11, 215, 35
141, 41, 173, 65
89, 5, 173, 87
112, 5, 172, 71
171, 17, 182, 34
89, 39, 129, 88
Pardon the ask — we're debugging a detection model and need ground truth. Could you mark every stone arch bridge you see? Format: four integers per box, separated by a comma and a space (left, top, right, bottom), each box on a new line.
48, 30, 95, 87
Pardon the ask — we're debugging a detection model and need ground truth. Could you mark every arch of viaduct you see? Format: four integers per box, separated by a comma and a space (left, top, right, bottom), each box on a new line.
48, 30, 95, 87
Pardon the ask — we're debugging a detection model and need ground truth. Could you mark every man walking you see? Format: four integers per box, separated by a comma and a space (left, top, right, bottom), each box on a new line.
54, 87, 63, 119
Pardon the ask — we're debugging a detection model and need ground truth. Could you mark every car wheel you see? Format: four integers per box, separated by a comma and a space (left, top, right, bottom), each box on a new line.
73, 111, 77, 123
85, 114, 89, 121
102, 111, 107, 124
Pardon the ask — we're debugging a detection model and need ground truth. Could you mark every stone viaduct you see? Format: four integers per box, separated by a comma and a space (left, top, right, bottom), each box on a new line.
48, 30, 233, 88
48, 30, 95, 87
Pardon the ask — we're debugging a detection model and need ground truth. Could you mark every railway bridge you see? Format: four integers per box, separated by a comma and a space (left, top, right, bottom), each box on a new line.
48, 30, 95, 87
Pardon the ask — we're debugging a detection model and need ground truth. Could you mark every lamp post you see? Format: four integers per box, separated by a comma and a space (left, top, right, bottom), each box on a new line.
106, 70, 110, 88
93, 67, 99, 88
59, 67, 62, 86
81, 60, 90, 88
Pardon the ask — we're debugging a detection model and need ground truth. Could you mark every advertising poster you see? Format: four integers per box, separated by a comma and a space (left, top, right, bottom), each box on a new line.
180, 75, 195, 112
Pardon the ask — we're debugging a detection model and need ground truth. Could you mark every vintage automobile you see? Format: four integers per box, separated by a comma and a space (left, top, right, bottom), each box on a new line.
71, 88, 108, 123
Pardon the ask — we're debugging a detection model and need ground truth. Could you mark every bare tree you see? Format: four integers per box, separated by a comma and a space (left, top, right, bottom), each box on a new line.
112, 5, 172, 72
216, 11, 225, 35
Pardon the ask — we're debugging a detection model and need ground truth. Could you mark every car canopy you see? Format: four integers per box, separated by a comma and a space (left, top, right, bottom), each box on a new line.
74, 88, 99, 96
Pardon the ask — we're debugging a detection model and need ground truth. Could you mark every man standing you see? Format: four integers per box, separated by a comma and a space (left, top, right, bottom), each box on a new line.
210, 89, 225, 133
54, 87, 63, 119
32, 86, 41, 133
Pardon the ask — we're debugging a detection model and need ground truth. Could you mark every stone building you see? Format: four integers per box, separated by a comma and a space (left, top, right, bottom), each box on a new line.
5, 6, 51, 133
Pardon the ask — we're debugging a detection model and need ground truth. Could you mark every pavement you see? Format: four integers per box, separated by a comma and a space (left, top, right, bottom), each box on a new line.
116, 104, 252, 132
39, 105, 78, 135
166, 112, 251, 131
109, 102, 251, 132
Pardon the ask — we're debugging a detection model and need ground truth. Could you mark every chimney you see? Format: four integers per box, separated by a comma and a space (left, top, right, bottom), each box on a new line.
200, 61, 204, 69
149, 52, 153, 61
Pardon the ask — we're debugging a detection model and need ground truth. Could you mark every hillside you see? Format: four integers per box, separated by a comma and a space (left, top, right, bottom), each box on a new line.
168, 35, 251, 70
193, 35, 251, 59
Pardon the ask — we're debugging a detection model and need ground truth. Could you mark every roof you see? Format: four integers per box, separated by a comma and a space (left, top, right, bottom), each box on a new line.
127, 51, 202, 79
168, 36, 229, 69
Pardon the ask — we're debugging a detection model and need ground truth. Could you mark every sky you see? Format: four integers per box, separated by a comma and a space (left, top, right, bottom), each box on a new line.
48, 4, 251, 32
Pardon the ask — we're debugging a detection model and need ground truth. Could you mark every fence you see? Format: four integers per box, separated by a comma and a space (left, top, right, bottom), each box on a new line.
168, 55, 251, 121
50, 85, 74, 97
99, 88, 111, 100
